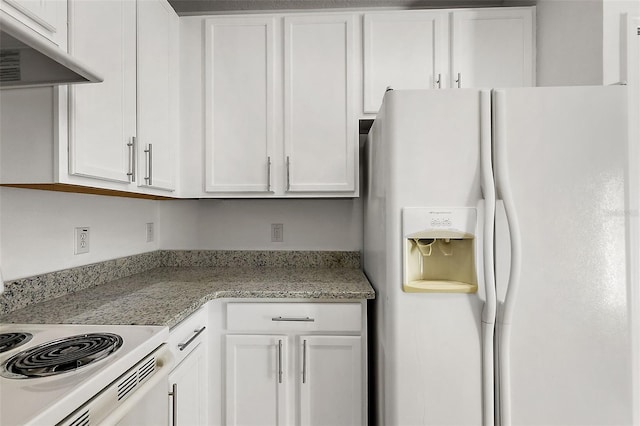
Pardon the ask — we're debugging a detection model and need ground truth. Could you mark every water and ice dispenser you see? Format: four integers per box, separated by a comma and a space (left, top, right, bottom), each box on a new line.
403, 208, 478, 293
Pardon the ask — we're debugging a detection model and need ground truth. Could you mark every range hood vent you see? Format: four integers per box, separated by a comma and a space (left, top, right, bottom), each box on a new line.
0, 14, 103, 89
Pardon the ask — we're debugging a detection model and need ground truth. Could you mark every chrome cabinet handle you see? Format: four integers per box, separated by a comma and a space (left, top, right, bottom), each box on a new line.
271, 316, 315, 322
302, 339, 307, 384
127, 137, 136, 182
435, 73, 442, 89
267, 156, 272, 192
278, 340, 283, 384
177, 326, 206, 351
144, 143, 153, 186
169, 383, 177, 426
286, 156, 291, 191
455, 72, 462, 88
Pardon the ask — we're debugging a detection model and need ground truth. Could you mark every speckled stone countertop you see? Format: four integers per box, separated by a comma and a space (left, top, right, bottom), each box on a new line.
0, 266, 375, 329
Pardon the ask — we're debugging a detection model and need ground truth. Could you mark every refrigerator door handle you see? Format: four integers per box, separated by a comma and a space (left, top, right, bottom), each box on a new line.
493, 89, 523, 426
479, 90, 497, 426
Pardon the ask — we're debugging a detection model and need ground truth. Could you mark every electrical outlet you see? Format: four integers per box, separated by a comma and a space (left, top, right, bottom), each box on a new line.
74, 227, 90, 255
271, 223, 283, 242
146, 223, 154, 243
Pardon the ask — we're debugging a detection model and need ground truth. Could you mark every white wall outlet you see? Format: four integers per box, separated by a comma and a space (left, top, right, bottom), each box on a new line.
146, 222, 154, 243
74, 227, 90, 255
271, 223, 283, 242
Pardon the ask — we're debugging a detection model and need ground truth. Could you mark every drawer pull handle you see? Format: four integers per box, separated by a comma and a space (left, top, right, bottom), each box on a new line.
271, 316, 315, 322
177, 326, 206, 351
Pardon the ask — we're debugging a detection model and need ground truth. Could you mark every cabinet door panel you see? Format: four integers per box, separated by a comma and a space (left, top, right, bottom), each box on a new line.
363, 11, 447, 113
226, 335, 289, 426
137, 0, 178, 192
1, 0, 66, 46
451, 8, 534, 88
299, 336, 362, 426
169, 343, 207, 425
205, 17, 275, 192
283, 14, 356, 193
68, 0, 136, 183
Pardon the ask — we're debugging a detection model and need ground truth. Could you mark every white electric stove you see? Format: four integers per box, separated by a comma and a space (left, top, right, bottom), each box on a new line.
0, 323, 171, 426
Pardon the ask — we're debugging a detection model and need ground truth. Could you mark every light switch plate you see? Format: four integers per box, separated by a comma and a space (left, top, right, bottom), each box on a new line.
271, 223, 283, 242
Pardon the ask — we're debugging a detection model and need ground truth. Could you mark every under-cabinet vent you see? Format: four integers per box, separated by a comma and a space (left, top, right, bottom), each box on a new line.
138, 357, 156, 381
117, 370, 139, 401
65, 409, 90, 426
0, 50, 20, 82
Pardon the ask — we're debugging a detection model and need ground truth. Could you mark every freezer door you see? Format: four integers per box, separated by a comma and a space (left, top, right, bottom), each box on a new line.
493, 86, 634, 425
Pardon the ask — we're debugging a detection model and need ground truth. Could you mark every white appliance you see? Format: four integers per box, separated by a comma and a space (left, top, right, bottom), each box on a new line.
363, 86, 636, 425
0, 323, 171, 425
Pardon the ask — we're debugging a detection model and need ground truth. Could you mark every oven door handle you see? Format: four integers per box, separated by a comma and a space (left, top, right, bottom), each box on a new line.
99, 346, 174, 426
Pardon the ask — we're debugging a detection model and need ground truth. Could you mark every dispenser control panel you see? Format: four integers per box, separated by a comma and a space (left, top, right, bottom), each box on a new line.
402, 207, 479, 294
430, 217, 452, 228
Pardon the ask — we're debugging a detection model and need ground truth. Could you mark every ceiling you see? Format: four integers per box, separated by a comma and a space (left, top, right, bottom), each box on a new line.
167, 0, 514, 15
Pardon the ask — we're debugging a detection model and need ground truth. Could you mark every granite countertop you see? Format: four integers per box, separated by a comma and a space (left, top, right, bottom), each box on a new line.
0, 266, 375, 329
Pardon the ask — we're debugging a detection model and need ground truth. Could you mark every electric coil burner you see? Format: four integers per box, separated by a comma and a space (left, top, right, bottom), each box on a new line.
1, 333, 123, 379
0, 332, 33, 353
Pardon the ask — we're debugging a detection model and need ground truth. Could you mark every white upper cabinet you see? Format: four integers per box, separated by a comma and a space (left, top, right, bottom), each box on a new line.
362, 7, 534, 113
1, 0, 67, 47
137, 0, 179, 192
202, 13, 358, 197
450, 8, 534, 89
68, 0, 137, 184
363, 11, 448, 113
204, 16, 276, 193
66, 0, 178, 193
283, 14, 357, 194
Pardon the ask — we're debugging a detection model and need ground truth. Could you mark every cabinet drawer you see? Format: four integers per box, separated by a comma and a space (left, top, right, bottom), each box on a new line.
168, 307, 208, 365
226, 302, 362, 332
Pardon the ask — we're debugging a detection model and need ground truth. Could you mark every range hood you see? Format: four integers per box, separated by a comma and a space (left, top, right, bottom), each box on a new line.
0, 13, 103, 88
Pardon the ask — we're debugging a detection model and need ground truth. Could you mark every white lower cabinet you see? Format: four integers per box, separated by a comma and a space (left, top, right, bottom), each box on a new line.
225, 335, 289, 425
167, 307, 208, 426
169, 343, 207, 425
299, 336, 362, 426
224, 302, 366, 426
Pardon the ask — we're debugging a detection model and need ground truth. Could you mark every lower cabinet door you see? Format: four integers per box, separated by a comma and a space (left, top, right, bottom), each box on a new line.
299, 336, 363, 426
168, 343, 207, 425
226, 335, 289, 426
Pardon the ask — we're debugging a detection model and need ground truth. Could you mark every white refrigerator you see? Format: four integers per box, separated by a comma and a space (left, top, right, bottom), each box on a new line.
363, 86, 636, 426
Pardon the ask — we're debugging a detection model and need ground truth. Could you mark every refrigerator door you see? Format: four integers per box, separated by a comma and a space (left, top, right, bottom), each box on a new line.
493, 86, 634, 425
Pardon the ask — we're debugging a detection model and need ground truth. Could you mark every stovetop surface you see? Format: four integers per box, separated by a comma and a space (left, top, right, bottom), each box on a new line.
0, 323, 168, 426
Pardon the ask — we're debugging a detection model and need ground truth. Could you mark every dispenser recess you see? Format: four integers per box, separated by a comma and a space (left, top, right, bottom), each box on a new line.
403, 208, 478, 293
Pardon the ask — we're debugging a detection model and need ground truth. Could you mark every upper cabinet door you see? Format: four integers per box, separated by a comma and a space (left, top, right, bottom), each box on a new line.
137, 0, 178, 192
1, 0, 67, 47
204, 16, 276, 193
363, 11, 448, 113
68, 0, 137, 184
283, 14, 357, 193
451, 8, 534, 89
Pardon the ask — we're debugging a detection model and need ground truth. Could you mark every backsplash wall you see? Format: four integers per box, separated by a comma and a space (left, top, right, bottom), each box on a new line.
159, 198, 363, 251
1, 188, 363, 281
1, 188, 159, 281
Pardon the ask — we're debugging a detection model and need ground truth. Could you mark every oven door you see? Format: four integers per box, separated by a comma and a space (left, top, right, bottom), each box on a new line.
58, 344, 173, 426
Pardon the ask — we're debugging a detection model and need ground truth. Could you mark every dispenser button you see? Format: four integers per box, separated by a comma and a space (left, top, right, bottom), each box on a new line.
430, 218, 452, 227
